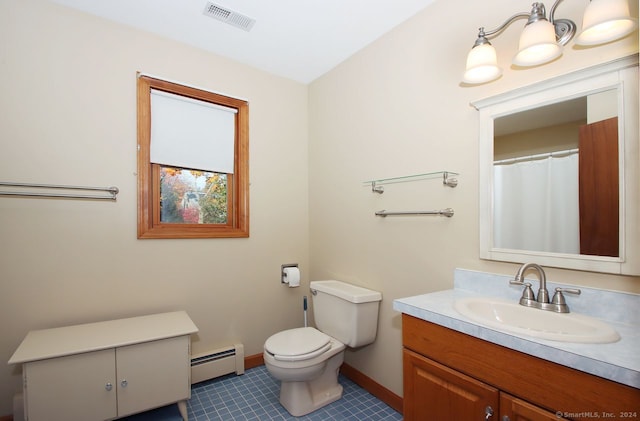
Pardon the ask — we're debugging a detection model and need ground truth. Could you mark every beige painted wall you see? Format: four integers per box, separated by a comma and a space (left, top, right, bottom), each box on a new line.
0, 0, 309, 415
308, 0, 639, 399
494, 121, 582, 160
1, 0, 639, 416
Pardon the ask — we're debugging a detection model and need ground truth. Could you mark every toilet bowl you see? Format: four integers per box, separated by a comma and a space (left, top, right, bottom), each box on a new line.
263, 280, 382, 416
263, 327, 346, 416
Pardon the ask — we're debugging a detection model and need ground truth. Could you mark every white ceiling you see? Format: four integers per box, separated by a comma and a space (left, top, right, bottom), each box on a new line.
50, 0, 437, 84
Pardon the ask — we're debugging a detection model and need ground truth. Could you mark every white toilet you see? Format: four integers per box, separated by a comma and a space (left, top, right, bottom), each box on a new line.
263, 280, 382, 416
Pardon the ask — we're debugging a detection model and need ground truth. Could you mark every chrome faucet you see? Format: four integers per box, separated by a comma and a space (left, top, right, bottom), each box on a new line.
513, 263, 549, 304
510, 263, 581, 313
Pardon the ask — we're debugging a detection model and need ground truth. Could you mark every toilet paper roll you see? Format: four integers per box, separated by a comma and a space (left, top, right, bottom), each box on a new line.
283, 267, 300, 288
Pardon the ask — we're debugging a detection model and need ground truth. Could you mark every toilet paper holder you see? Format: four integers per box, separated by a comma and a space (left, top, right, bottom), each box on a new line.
281, 263, 298, 284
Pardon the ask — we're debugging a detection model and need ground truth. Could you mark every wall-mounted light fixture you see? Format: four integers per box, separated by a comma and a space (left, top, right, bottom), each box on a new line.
463, 0, 638, 84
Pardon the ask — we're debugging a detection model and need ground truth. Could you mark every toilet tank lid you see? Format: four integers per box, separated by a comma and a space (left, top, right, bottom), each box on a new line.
310, 280, 382, 303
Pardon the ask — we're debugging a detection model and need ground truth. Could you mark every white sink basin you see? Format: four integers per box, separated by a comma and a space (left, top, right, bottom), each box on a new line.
454, 297, 620, 344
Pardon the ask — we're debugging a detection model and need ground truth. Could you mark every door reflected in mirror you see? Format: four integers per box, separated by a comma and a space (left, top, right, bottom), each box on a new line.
493, 90, 619, 257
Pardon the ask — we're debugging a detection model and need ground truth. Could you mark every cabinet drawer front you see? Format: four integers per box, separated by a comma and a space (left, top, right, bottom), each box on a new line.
116, 335, 190, 417
501, 393, 566, 421
24, 349, 117, 421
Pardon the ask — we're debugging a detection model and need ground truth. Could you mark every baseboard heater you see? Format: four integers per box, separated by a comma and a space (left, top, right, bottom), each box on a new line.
191, 343, 245, 384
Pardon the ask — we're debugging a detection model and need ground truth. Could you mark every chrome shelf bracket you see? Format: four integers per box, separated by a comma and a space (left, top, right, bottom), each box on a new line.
443, 172, 458, 188
371, 181, 384, 194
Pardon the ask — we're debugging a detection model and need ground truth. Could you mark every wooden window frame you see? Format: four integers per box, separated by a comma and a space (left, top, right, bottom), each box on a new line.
137, 75, 249, 239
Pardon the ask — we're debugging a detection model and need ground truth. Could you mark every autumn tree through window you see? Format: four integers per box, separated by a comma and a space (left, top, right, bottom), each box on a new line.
137, 75, 249, 238
159, 168, 227, 224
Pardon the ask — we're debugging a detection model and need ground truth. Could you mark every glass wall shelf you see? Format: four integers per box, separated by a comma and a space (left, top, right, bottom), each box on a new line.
364, 171, 458, 193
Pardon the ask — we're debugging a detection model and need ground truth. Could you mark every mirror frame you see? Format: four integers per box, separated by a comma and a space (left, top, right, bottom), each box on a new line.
473, 54, 639, 275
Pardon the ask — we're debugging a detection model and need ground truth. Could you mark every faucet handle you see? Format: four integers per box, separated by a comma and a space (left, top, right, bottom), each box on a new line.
556, 287, 581, 295
510, 280, 535, 303
521, 282, 535, 301
551, 287, 581, 307
550, 287, 581, 313
552, 287, 581, 301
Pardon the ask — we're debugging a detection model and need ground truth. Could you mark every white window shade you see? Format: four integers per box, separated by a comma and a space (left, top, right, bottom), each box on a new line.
150, 89, 237, 174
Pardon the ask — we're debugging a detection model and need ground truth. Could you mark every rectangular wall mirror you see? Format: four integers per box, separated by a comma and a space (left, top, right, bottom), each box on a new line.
474, 55, 639, 275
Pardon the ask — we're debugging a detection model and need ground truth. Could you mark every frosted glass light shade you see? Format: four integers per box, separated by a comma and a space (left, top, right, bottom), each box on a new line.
463, 43, 502, 84
575, 0, 638, 46
513, 19, 562, 67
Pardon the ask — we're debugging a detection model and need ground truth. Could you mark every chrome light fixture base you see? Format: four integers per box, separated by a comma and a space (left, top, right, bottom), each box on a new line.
553, 18, 576, 46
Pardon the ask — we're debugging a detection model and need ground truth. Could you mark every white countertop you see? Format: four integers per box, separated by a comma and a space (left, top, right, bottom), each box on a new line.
393, 269, 640, 389
9, 311, 199, 364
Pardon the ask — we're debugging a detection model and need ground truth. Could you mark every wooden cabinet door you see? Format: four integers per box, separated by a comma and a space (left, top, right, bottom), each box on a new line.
116, 335, 191, 417
501, 392, 567, 421
403, 349, 499, 421
24, 349, 117, 421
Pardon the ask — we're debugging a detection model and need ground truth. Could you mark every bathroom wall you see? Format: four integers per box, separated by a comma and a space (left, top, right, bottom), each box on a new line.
308, 0, 639, 398
0, 1, 309, 415
494, 122, 581, 160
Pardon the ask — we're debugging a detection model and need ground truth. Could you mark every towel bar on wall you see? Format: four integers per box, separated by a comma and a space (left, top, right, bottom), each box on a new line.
0, 182, 119, 201
375, 208, 454, 218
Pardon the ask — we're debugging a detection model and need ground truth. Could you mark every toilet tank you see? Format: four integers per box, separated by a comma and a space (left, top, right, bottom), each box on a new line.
310, 280, 382, 348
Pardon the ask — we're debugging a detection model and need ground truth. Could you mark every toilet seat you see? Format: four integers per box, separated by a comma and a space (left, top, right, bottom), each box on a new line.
265, 327, 332, 362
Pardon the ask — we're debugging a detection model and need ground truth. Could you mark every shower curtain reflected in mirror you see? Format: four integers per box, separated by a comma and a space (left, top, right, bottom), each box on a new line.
493, 152, 579, 254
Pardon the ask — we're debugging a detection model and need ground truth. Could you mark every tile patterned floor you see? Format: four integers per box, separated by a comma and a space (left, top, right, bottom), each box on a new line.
124, 365, 403, 420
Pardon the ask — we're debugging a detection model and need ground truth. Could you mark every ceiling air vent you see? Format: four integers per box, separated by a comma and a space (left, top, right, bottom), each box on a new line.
202, 2, 256, 32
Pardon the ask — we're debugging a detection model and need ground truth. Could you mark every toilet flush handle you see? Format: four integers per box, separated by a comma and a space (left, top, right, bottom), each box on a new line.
310, 289, 317, 296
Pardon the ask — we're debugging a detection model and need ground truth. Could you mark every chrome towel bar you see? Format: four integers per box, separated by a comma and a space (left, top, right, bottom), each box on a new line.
375, 208, 454, 218
0, 182, 119, 201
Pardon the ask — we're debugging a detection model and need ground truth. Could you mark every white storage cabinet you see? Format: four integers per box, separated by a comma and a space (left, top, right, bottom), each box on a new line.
9, 311, 198, 421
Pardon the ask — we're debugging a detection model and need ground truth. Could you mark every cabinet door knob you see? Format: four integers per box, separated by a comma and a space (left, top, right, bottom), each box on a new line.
105, 382, 113, 391
485, 405, 494, 420
121, 379, 128, 388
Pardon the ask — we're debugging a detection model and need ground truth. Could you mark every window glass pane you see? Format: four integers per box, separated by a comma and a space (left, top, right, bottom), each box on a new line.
159, 166, 228, 224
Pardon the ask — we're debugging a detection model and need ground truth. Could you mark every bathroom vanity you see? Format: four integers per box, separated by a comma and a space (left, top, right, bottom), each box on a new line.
395, 269, 640, 421
9, 311, 198, 421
